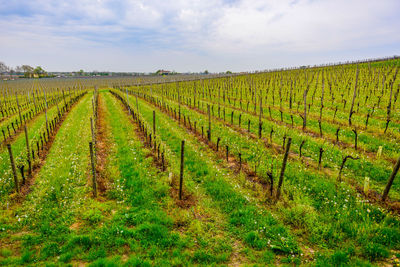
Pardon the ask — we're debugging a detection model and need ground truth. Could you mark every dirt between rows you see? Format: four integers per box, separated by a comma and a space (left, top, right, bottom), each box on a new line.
94, 94, 110, 195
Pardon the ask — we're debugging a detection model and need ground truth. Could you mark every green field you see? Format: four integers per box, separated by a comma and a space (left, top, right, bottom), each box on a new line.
1, 59, 400, 266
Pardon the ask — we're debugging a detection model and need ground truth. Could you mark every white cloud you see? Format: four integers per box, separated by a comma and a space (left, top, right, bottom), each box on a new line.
203, 0, 400, 53
0, 0, 399, 71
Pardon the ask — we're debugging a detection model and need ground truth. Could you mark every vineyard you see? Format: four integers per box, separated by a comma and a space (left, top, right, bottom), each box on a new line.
0, 58, 400, 266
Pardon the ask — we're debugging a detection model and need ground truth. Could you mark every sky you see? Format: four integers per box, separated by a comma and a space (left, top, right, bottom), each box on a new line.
0, 0, 399, 72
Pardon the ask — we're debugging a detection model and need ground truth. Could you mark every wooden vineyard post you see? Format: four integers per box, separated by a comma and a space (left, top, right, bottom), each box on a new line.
90, 117, 96, 158
303, 84, 310, 131
349, 67, 359, 126
179, 140, 185, 200
16, 93, 22, 126
276, 138, 291, 200
7, 144, 19, 194
19, 166, 25, 185
24, 125, 32, 176
89, 142, 97, 197
207, 105, 211, 141
259, 95, 262, 138
178, 104, 181, 123
336, 128, 340, 144
92, 98, 95, 117
126, 88, 131, 115
318, 147, 324, 170
33, 91, 37, 113
44, 91, 49, 133
149, 134, 152, 148
153, 110, 156, 135
226, 145, 229, 162
352, 129, 358, 150
56, 95, 60, 117
136, 94, 139, 112
382, 155, 400, 202
62, 89, 66, 107
365, 113, 370, 129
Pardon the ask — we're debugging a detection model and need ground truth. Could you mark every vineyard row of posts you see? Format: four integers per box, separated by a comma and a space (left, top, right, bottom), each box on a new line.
2, 57, 400, 206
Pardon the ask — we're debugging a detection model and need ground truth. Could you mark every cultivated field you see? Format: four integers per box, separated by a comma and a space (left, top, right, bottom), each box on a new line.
1, 58, 400, 266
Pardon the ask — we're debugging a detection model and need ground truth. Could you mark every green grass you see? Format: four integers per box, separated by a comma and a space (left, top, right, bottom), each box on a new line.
0, 92, 93, 265
105, 91, 257, 265
124, 91, 299, 260
0, 98, 72, 205
126, 88, 400, 264
137, 84, 399, 198
0, 59, 399, 267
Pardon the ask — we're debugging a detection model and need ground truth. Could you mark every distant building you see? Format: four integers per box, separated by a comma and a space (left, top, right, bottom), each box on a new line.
158, 70, 171, 75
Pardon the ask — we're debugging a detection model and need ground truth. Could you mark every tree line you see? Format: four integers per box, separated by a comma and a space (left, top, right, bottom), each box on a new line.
0, 61, 48, 78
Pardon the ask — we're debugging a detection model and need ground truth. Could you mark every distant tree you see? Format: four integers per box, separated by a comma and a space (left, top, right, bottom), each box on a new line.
31, 66, 47, 78
33, 66, 45, 74
0, 62, 8, 79
21, 65, 34, 72
15, 66, 23, 74
21, 65, 34, 77
204, 70, 209, 74
226, 70, 232, 74
0, 61, 9, 73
